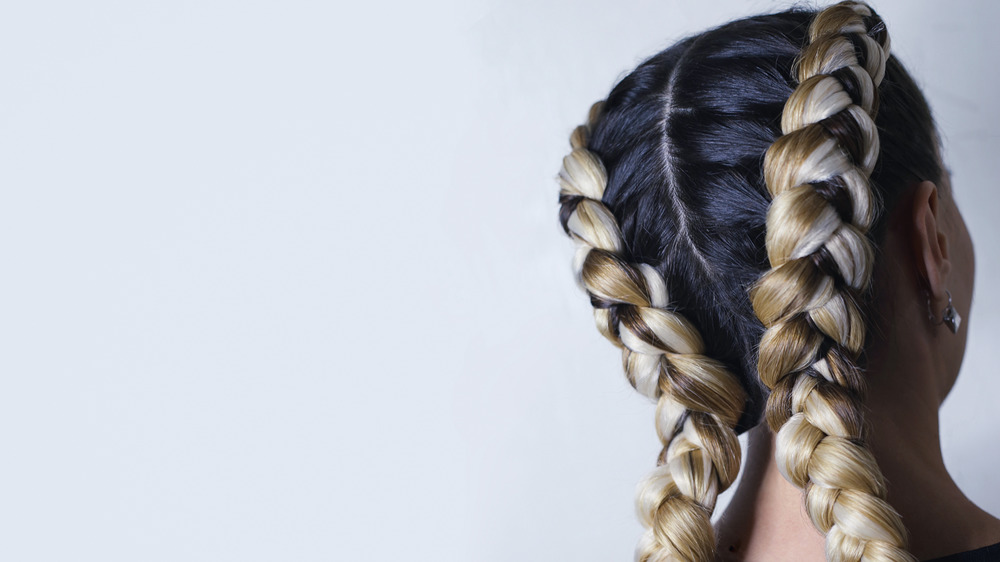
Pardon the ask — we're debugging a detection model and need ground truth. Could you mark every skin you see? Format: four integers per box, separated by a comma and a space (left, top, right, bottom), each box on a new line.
713, 172, 1000, 561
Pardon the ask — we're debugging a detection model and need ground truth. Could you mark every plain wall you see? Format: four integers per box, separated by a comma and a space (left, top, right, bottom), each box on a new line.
0, 1, 996, 560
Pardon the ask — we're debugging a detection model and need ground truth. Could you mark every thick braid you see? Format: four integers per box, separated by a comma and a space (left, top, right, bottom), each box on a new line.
559, 101, 746, 562
752, 2, 915, 561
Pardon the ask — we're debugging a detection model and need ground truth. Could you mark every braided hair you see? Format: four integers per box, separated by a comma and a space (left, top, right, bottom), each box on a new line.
557, 2, 942, 560
560, 102, 746, 561
754, 3, 914, 560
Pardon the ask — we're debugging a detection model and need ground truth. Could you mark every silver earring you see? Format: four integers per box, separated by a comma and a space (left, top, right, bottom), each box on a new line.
927, 289, 961, 334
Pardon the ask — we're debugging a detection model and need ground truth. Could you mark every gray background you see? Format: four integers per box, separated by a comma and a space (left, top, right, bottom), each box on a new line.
1, 1, 996, 560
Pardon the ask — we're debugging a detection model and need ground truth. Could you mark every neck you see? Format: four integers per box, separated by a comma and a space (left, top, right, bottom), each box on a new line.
713, 423, 826, 561
863, 316, 1000, 560
714, 330, 1000, 560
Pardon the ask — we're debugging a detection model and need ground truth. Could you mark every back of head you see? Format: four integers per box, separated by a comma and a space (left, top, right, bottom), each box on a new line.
557, 2, 941, 560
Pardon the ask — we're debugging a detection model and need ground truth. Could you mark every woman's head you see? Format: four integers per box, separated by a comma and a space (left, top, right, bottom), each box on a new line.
581, 4, 942, 429
557, 1, 969, 560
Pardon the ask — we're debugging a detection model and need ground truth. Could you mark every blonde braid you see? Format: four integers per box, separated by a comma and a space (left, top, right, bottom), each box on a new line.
753, 2, 915, 560
559, 101, 746, 562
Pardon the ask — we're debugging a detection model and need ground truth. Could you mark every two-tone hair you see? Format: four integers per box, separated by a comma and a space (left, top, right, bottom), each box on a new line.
557, 2, 941, 560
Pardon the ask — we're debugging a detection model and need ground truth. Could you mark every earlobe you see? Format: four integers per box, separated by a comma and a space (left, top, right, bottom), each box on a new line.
911, 180, 951, 299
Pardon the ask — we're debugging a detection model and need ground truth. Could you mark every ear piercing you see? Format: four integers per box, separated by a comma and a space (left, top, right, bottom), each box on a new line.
927, 289, 961, 334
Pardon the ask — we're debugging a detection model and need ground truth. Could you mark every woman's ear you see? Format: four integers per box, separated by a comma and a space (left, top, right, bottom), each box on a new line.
911, 180, 951, 299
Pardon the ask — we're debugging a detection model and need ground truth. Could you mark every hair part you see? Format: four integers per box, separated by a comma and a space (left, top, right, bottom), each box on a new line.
558, 1, 942, 560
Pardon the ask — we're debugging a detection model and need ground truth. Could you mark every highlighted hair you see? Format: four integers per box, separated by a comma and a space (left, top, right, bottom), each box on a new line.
559, 102, 745, 560
558, 1, 941, 559
753, 2, 915, 561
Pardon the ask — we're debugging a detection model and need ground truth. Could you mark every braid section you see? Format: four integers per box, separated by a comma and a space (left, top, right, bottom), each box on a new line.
559, 102, 746, 562
752, 3, 915, 561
